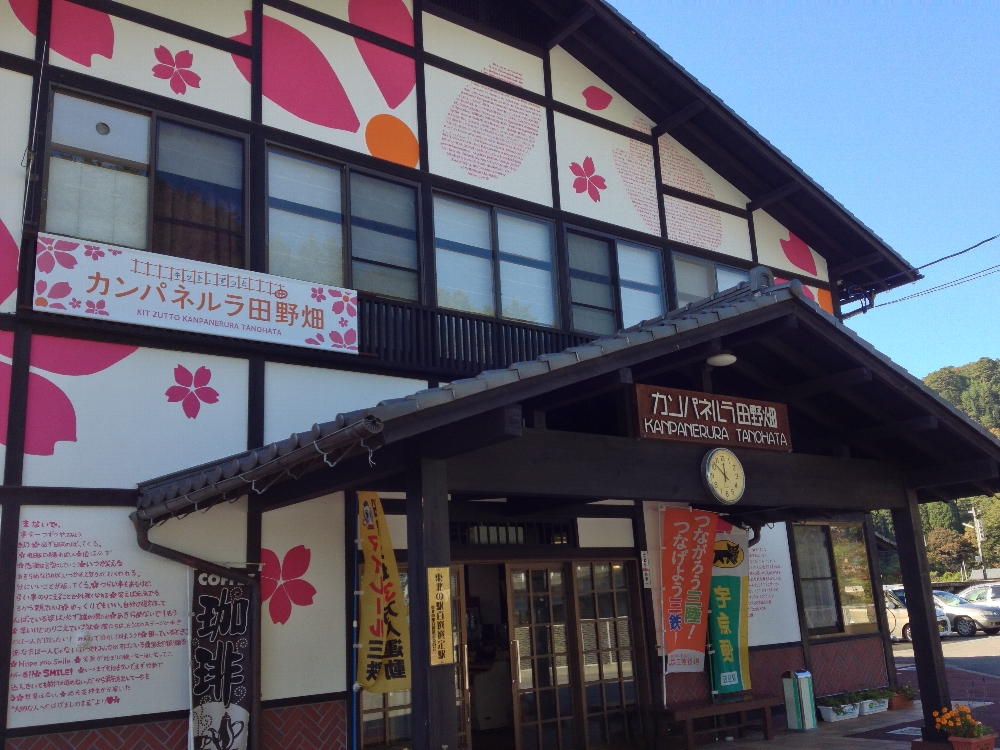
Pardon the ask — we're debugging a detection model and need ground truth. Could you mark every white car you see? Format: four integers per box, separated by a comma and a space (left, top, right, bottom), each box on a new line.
957, 584, 1000, 608
883, 588, 952, 641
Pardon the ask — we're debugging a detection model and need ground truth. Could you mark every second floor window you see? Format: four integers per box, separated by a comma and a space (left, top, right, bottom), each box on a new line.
674, 254, 749, 307
44, 92, 246, 267
266, 150, 419, 301
567, 232, 665, 335
433, 196, 558, 327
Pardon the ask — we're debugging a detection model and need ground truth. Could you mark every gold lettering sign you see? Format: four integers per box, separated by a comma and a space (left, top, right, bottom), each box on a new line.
427, 567, 454, 666
634, 385, 792, 452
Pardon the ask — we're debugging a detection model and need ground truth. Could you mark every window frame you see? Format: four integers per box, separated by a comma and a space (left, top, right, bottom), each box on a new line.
432, 190, 560, 327
42, 87, 251, 267
562, 224, 667, 335
793, 524, 844, 637
671, 251, 751, 308
264, 144, 424, 302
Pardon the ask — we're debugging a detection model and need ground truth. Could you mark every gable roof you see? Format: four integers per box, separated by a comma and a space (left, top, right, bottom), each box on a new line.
135, 271, 1000, 523
426, 0, 918, 301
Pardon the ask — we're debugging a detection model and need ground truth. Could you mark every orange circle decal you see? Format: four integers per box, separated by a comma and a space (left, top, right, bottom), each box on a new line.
365, 114, 419, 169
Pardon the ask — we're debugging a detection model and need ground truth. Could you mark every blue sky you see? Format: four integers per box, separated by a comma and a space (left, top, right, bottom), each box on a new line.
608, 1, 1000, 378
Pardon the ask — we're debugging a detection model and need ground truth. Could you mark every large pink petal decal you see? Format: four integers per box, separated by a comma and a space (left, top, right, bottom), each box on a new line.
9, 0, 38, 34
260, 547, 281, 585
24, 369, 76, 456
261, 576, 278, 602
349, 0, 415, 109
281, 545, 311, 580
50, 0, 114, 68
0, 357, 10, 445
29, 336, 136, 376
283, 578, 317, 607
268, 585, 292, 625
0, 218, 19, 306
231, 12, 360, 132
779, 232, 818, 276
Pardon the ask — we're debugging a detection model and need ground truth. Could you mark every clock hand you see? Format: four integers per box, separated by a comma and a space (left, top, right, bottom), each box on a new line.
719, 462, 729, 482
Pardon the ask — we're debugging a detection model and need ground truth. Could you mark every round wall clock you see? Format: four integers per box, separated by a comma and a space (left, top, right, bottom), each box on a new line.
702, 447, 745, 505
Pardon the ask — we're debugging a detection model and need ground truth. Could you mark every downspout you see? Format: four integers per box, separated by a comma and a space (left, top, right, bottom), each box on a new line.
130, 512, 261, 750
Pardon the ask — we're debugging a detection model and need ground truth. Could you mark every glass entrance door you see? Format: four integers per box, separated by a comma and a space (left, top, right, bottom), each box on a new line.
507, 565, 578, 750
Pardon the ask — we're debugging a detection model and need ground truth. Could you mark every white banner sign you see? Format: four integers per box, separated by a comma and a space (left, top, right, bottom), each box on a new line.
33, 234, 359, 353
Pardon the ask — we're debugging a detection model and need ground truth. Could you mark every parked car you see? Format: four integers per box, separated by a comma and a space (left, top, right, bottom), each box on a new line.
882, 587, 952, 641
933, 590, 1000, 636
957, 583, 1000, 608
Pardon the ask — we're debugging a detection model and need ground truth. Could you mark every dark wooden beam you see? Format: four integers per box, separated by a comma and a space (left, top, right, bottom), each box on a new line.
829, 252, 885, 280
406, 456, 457, 750
419, 404, 522, 459
801, 416, 939, 451
892, 491, 950, 742
906, 458, 999, 490
765, 368, 872, 402
546, 6, 593, 48
447, 429, 906, 510
533, 368, 633, 413
632, 341, 720, 381
651, 100, 706, 138
746, 182, 801, 213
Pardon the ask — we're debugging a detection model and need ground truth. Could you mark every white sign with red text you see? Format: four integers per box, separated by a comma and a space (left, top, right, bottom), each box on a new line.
32, 234, 359, 353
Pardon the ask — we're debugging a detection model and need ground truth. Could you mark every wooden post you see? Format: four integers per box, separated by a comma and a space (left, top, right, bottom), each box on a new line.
863, 516, 897, 689
891, 490, 950, 744
406, 456, 459, 750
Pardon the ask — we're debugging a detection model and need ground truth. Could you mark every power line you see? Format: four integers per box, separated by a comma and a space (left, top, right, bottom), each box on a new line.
880, 232, 1000, 286
873, 263, 1000, 308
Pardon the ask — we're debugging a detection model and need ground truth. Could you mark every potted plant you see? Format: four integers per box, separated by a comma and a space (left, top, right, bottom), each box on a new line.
817, 693, 860, 722
890, 685, 917, 710
858, 687, 893, 715
934, 705, 996, 750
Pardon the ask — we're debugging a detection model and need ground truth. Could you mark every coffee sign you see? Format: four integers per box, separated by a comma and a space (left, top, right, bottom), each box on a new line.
635, 385, 792, 452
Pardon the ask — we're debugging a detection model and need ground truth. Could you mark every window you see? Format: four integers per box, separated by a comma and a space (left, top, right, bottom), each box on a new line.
44, 92, 246, 267
793, 523, 878, 637
673, 254, 749, 307
267, 151, 343, 286
434, 197, 558, 326
350, 173, 419, 301
567, 233, 665, 335
153, 120, 244, 267
45, 93, 150, 249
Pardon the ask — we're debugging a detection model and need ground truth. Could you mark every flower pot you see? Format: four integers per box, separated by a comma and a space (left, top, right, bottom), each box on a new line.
889, 695, 914, 710
818, 704, 859, 722
948, 734, 997, 750
859, 698, 889, 715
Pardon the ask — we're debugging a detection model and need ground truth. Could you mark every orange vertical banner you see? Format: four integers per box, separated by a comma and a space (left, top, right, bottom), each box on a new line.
661, 508, 719, 673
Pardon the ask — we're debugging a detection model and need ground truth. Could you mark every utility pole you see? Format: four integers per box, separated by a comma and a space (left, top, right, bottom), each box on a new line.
964, 506, 986, 578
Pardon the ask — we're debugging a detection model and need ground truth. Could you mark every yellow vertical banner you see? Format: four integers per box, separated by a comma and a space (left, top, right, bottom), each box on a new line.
428, 567, 454, 666
357, 492, 411, 693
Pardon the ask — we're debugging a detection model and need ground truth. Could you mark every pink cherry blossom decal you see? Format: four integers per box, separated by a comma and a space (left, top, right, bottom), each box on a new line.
165, 365, 219, 419
152, 46, 201, 95
330, 291, 357, 317
230, 12, 360, 132
779, 232, 818, 276
582, 86, 613, 111
34, 280, 72, 310
570, 157, 607, 202
329, 328, 358, 350
18, 0, 115, 68
304, 333, 326, 346
36, 236, 78, 274
85, 299, 108, 316
261, 545, 317, 625
83, 245, 105, 261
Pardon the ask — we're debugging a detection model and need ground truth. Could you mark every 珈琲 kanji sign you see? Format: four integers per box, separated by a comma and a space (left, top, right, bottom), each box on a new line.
33, 233, 359, 353
357, 492, 411, 693
661, 508, 718, 673
191, 570, 252, 750
635, 385, 792, 451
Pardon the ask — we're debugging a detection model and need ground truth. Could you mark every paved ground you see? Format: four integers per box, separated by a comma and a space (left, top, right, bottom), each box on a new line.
728, 633, 1000, 748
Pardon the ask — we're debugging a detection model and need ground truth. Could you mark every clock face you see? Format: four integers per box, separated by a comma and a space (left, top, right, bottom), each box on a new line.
703, 448, 745, 505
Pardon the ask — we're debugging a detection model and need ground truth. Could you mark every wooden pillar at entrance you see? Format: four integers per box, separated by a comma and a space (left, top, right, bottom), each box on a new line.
891, 490, 950, 745
406, 456, 459, 750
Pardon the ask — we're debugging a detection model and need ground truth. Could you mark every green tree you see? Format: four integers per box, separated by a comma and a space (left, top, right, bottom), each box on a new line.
920, 501, 964, 534
924, 527, 976, 574
924, 357, 1000, 430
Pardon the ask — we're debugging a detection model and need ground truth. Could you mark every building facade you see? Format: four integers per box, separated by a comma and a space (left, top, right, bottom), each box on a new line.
0, 1, 991, 749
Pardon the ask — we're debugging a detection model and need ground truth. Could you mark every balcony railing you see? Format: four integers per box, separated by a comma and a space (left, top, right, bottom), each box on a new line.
357, 295, 595, 377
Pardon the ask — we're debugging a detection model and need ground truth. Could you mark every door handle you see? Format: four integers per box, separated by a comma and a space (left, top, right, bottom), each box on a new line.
513, 639, 521, 686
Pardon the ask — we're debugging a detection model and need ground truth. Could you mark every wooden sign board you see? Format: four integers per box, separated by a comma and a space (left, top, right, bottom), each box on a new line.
428, 567, 454, 666
634, 385, 792, 452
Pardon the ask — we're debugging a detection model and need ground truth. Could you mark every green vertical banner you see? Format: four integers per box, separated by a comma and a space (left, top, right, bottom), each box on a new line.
709, 522, 751, 695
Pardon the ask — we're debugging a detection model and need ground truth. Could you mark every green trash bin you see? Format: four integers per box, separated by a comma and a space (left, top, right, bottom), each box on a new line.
783, 669, 817, 731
